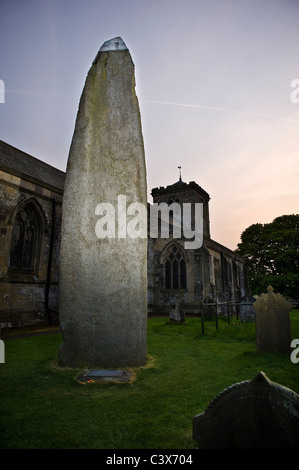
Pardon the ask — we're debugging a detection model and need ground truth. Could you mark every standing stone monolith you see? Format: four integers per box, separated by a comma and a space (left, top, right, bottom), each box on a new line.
58, 37, 147, 368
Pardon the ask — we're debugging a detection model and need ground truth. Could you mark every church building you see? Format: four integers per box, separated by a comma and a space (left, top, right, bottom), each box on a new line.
148, 177, 249, 315
0, 140, 250, 329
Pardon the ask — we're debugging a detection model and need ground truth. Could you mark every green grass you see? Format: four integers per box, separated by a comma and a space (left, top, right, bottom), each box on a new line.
1, 312, 299, 449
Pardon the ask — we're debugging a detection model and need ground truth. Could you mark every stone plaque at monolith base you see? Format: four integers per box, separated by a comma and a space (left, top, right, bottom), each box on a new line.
58, 37, 147, 368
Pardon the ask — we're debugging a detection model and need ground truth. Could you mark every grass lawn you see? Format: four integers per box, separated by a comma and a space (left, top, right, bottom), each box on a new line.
1, 312, 299, 449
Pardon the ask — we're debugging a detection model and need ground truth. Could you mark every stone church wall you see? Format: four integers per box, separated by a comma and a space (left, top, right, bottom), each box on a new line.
0, 141, 64, 329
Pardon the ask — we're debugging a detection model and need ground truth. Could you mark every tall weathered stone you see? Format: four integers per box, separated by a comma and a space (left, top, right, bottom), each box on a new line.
254, 286, 292, 354
58, 37, 147, 368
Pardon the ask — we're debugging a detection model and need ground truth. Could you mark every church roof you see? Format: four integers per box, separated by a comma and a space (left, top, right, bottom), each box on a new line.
168, 178, 186, 188
151, 179, 210, 200
0, 140, 65, 192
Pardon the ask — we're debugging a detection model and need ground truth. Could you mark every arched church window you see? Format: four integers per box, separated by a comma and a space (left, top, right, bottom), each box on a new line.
164, 244, 187, 290
9, 203, 41, 273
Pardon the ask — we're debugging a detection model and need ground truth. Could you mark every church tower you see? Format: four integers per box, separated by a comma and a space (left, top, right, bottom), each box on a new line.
148, 173, 250, 315
151, 176, 211, 239
148, 175, 212, 312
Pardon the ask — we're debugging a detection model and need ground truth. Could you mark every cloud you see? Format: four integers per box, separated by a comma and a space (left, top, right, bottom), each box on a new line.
143, 100, 299, 124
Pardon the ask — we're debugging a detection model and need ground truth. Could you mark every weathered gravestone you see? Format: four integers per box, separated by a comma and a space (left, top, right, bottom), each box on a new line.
254, 286, 292, 354
239, 295, 256, 322
193, 371, 299, 449
169, 296, 185, 323
58, 37, 147, 368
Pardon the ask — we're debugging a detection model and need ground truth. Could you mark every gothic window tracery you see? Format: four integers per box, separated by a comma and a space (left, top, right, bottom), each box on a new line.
164, 244, 187, 290
9, 203, 41, 273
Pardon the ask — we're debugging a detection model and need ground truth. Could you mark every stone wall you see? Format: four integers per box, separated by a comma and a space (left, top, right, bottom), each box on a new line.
0, 141, 64, 329
148, 235, 249, 315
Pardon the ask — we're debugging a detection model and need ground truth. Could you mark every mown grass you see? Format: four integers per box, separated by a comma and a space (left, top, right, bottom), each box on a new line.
1, 312, 298, 449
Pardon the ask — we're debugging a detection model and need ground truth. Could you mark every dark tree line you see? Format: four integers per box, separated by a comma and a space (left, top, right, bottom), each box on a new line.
236, 214, 299, 298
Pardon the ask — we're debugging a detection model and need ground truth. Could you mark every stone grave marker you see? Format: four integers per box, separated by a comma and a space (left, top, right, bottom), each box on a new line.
254, 286, 292, 354
193, 371, 299, 449
169, 297, 185, 323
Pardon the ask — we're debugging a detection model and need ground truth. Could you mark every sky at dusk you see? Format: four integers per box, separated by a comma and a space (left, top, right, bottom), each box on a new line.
1, 0, 298, 250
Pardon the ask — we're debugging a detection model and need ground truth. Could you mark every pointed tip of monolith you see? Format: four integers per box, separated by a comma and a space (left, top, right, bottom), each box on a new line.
93, 37, 128, 65
100, 36, 128, 51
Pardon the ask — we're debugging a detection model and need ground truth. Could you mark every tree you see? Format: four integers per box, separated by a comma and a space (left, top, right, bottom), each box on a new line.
236, 214, 299, 298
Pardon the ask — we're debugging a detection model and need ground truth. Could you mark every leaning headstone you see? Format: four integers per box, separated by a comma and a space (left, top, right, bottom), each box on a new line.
59, 37, 147, 368
254, 286, 292, 354
193, 371, 299, 449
